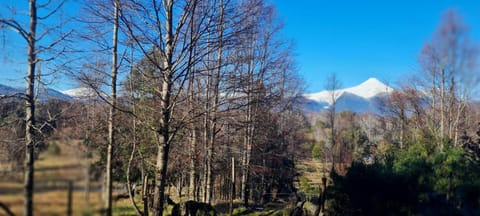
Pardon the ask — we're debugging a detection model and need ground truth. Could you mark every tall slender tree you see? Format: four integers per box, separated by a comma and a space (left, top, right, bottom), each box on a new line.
105, 1, 120, 215
325, 73, 341, 172
0, 1, 71, 215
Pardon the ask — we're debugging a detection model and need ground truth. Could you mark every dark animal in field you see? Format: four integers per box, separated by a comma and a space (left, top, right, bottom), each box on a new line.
290, 192, 306, 216
166, 196, 181, 216
182, 200, 216, 216
113, 193, 130, 201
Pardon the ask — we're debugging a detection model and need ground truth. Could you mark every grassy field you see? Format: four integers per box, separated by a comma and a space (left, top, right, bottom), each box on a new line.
1, 140, 317, 215
0, 140, 139, 216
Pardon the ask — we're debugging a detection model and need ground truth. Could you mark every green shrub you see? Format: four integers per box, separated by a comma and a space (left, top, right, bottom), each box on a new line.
312, 141, 324, 160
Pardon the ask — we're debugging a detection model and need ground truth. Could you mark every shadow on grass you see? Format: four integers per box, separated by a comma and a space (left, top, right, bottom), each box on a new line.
214, 201, 290, 216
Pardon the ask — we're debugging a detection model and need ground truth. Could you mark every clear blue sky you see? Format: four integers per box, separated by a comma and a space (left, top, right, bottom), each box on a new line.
272, 0, 480, 93
2, 1, 480, 92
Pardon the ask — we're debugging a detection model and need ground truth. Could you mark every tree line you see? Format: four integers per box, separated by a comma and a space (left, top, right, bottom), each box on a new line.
0, 0, 305, 216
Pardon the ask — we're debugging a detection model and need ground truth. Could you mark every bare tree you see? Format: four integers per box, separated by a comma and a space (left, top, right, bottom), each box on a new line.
325, 73, 341, 172
104, 1, 120, 215
313, 73, 341, 216
109, 0, 303, 212
120, 0, 209, 214
203, 0, 226, 204
0, 5, 38, 214
419, 9, 479, 148
73, 1, 126, 214
0, 1, 71, 215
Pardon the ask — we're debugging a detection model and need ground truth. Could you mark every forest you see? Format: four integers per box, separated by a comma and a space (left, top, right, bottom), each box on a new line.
1, 1, 480, 216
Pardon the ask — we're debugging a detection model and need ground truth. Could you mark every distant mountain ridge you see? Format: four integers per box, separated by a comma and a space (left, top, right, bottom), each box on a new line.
0, 84, 21, 96
303, 78, 393, 114
1, 78, 393, 114
0, 84, 72, 101
0, 83, 109, 102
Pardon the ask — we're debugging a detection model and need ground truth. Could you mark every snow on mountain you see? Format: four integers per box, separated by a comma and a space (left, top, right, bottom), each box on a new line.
303, 78, 393, 114
343, 78, 393, 99
304, 78, 393, 105
41, 88, 73, 101
61, 87, 98, 98
0, 84, 72, 101
0, 83, 104, 101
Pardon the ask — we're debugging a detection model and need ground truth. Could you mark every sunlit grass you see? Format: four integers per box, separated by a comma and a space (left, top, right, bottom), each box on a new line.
0, 139, 120, 216
2, 189, 104, 216
112, 205, 138, 216
1, 139, 298, 216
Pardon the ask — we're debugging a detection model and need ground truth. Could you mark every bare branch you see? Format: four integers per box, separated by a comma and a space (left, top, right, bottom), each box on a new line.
0, 19, 29, 41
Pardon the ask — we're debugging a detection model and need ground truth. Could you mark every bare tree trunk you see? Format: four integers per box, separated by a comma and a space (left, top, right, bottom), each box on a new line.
203, 69, 211, 203
188, 118, 197, 200
206, 0, 225, 204
152, 2, 174, 215
24, 1, 38, 215
440, 68, 445, 148
125, 42, 143, 215
400, 109, 405, 149
448, 76, 456, 144
152, 133, 171, 216
242, 85, 253, 207
453, 101, 466, 146
188, 55, 197, 202
105, 1, 119, 215
241, 20, 257, 206
143, 175, 149, 216
230, 157, 235, 216
84, 154, 90, 203
203, 70, 211, 202
188, 88, 198, 201
187, 1, 198, 201
126, 122, 142, 215
326, 74, 340, 173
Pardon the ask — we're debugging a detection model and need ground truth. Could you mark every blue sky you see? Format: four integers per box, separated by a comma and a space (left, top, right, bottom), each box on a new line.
273, 0, 480, 93
2, 1, 480, 93
0, 0, 81, 91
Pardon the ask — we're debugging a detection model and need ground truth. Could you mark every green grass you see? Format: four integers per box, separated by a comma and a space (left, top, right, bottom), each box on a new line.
232, 207, 253, 215
113, 205, 138, 216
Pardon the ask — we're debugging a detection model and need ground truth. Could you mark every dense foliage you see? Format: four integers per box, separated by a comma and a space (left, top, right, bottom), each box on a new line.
326, 134, 480, 215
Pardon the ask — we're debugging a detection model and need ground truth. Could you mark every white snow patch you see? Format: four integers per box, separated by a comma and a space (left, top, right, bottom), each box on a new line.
303, 78, 393, 105
62, 87, 98, 98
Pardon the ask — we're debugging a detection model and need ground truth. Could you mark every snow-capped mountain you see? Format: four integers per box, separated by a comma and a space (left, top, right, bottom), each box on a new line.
0, 83, 105, 101
0, 84, 72, 101
303, 78, 393, 114
62, 87, 99, 99
41, 88, 73, 101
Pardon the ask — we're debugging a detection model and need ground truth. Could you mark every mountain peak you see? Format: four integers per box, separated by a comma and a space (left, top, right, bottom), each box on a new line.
303, 77, 393, 114
347, 77, 392, 98
362, 77, 383, 86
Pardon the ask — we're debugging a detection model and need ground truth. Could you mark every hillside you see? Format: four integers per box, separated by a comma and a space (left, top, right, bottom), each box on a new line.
0, 84, 72, 101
